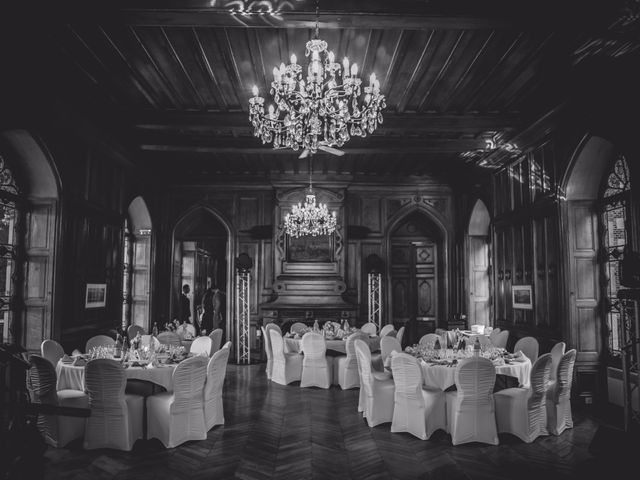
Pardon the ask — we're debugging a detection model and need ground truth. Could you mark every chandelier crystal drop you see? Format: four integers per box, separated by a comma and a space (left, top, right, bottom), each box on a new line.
284, 157, 337, 237
248, 5, 385, 155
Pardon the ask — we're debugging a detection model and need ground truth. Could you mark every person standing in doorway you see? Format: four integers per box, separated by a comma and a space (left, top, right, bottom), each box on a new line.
200, 286, 214, 336
180, 284, 197, 334
212, 285, 225, 340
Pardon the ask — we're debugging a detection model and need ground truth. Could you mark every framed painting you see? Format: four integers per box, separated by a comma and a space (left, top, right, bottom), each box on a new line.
85, 283, 107, 308
287, 235, 334, 263
512, 285, 533, 310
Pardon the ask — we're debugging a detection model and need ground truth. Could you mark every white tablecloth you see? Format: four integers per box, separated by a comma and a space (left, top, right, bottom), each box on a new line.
419, 354, 531, 391
285, 335, 380, 355
56, 360, 178, 392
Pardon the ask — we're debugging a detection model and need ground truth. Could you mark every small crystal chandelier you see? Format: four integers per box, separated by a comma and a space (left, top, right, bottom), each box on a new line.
248, 1, 385, 155
284, 156, 337, 237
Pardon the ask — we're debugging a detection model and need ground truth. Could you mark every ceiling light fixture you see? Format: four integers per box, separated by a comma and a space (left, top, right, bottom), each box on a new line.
248, 0, 385, 155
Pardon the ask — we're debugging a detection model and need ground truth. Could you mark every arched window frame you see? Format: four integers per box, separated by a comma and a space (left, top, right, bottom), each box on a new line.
598, 154, 633, 363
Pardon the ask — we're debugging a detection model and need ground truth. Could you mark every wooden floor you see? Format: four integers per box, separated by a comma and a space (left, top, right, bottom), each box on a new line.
41, 362, 635, 480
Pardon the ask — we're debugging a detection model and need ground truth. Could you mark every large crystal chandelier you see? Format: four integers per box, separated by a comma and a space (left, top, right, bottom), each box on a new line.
248, 3, 385, 155
284, 156, 337, 237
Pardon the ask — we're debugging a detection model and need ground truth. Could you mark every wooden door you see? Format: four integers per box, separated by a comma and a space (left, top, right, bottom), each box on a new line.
131, 234, 151, 329
468, 235, 490, 326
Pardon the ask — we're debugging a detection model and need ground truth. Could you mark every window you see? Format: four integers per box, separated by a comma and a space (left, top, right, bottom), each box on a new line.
0, 155, 21, 343
599, 155, 633, 360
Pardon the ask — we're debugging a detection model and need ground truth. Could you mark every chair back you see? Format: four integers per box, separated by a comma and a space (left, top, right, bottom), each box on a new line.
262, 325, 272, 360
85, 359, 126, 412
222, 341, 231, 350
141, 334, 161, 350
514, 336, 539, 362
360, 322, 378, 336
172, 355, 208, 411
454, 356, 496, 408
85, 334, 115, 353
380, 324, 395, 337
528, 353, 552, 410
127, 325, 145, 340
469, 334, 491, 348
185, 323, 196, 337
157, 331, 182, 347
553, 349, 577, 404
204, 346, 230, 401
489, 328, 501, 344
190, 336, 213, 356
290, 322, 307, 335
396, 326, 405, 346
41, 339, 65, 367
492, 330, 509, 349
549, 341, 566, 382
380, 336, 402, 363
419, 333, 441, 346
301, 332, 326, 358
390, 352, 423, 401
269, 329, 286, 362
27, 355, 58, 406
209, 328, 223, 354
354, 339, 374, 397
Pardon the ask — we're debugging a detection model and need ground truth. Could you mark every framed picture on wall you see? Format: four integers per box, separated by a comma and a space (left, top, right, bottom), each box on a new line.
512, 285, 533, 309
85, 283, 107, 308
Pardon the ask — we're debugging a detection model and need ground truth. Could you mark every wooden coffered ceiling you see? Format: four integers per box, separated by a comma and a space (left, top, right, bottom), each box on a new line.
7, 0, 623, 181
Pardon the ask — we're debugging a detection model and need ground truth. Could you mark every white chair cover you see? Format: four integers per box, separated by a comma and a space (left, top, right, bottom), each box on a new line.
85, 334, 115, 353
262, 326, 273, 380
157, 331, 182, 347
334, 332, 369, 390
546, 349, 576, 435
204, 345, 230, 430
379, 324, 395, 337
141, 334, 161, 350
445, 356, 499, 445
360, 322, 378, 336
269, 329, 303, 385
419, 333, 442, 346
548, 341, 566, 385
221, 341, 232, 350
492, 330, 509, 349
494, 353, 553, 443
390, 352, 446, 440
41, 339, 65, 368
190, 336, 213, 356
380, 336, 402, 364
127, 324, 145, 340
354, 339, 395, 427
147, 355, 209, 448
209, 328, 224, 355
300, 332, 333, 389
290, 322, 307, 335
514, 336, 539, 363
84, 358, 144, 451
396, 326, 405, 347
489, 327, 502, 345
27, 355, 89, 448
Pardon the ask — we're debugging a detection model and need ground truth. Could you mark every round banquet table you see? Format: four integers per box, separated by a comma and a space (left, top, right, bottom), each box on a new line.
56, 359, 178, 392
285, 335, 380, 355
418, 353, 531, 391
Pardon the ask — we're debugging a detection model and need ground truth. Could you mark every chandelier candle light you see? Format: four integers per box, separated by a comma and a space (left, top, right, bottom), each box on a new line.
248, 4, 386, 154
284, 157, 337, 238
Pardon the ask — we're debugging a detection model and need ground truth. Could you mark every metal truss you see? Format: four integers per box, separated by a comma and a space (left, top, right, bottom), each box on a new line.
235, 269, 251, 365
367, 272, 382, 331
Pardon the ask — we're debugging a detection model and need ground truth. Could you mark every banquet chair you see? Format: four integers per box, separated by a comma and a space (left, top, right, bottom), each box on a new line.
513, 336, 539, 363
396, 326, 405, 348
185, 323, 196, 337
269, 329, 303, 385
489, 327, 502, 345
390, 352, 446, 440
360, 322, 378, 336
380, 324, 396, 337
419, 333, 442, 346
147, 355, 209, 448
190, 335, 213, 356
290, 322, 307, 335
26, 355, 89, 448
494, 353, 553, 443
204, 343, 230, 430
380, 335, 402, 364
41, 339, 65, 368
127, 324, 145, 340
334, 331, 369, 390
262, 325, 273, 380
141, 334, 161, 350
85, 334, 115, 353
546, 349, 577, 435
84, 358, 144, 451
157, 331, 182, 347
468, 334, 492, 349
354, 339, 395, 427
209, 328, 224, 355
446, 356, 499, 445
300, 332, 333, 389
492, 330, 510, 349
547, 341, 566, 391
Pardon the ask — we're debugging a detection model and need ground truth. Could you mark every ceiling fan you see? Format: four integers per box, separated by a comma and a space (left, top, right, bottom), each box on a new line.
298, 143, 345, 159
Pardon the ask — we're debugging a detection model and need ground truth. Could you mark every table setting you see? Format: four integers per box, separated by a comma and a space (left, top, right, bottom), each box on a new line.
284, 321, 380, 355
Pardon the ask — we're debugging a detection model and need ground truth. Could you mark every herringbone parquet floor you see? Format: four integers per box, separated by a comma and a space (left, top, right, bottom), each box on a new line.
41, 363, 634, 480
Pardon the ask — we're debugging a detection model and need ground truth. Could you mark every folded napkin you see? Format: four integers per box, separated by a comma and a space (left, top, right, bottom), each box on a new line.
72, 357, 86, 367
61, 354, 73, 364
